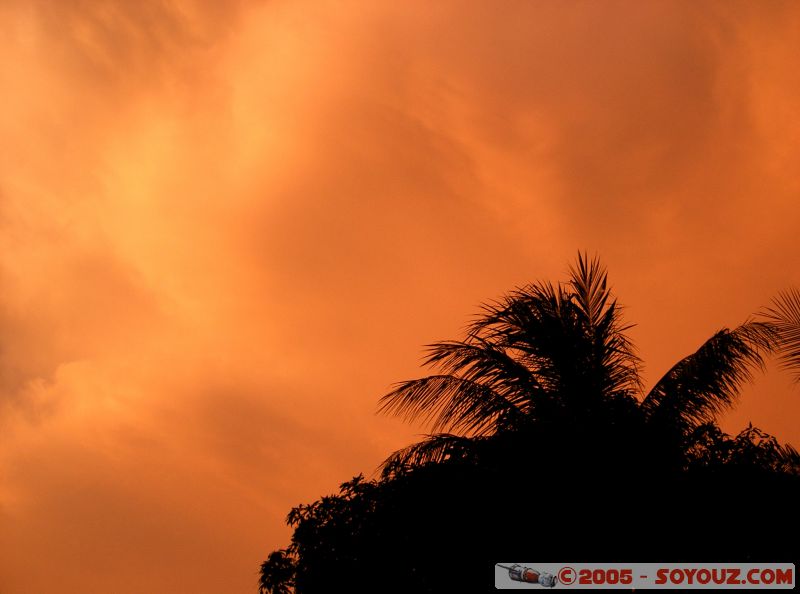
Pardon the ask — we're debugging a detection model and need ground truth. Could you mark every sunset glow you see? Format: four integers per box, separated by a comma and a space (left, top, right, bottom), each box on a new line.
1, 2, 799, 592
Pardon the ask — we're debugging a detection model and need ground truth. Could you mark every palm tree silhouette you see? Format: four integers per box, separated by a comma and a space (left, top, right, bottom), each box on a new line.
379, 253, 795, 474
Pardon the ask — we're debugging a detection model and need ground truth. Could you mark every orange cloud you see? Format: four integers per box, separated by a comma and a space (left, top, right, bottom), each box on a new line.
1, 1, 799, 592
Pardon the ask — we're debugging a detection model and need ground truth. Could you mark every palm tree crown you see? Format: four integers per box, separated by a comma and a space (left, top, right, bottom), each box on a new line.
379, 253, 797, 473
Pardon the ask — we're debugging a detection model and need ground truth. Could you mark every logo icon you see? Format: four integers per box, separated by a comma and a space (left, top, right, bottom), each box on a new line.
496, 564, 558, 588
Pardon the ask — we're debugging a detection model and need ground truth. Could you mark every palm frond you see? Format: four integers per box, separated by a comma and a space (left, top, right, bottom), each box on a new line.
591, 295, 643, 397
423, 339, 544, 399
466, 283, 574, 397
379, 433, 478, 477
377, 374, 527, 436
642, 321, 778, 433
569, 251, 610, 327
760, 288, 800, 383
569, 252, 643, 398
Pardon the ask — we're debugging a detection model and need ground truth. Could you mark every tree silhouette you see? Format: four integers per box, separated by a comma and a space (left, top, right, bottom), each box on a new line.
260, 255, 800, 593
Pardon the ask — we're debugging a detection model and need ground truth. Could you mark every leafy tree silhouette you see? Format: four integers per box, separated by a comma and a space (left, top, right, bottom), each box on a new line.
260, 255, 800, 593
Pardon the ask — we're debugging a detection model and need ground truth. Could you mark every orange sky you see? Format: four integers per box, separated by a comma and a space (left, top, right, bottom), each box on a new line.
1, 1, 799, 592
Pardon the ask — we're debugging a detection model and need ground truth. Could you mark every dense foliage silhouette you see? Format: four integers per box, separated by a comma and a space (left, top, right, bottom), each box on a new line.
260, 255, 800, 593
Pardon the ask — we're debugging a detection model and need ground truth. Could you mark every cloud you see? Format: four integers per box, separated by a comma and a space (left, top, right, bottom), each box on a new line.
1, 1, 799, 592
